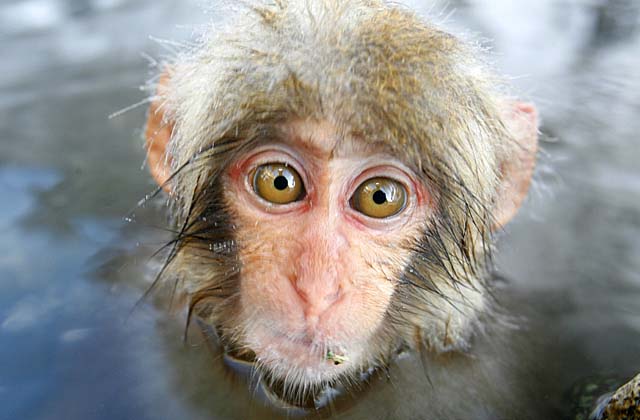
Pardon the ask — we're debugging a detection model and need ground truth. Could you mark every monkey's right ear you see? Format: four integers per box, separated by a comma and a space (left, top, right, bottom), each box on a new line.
144, 73, 173, 191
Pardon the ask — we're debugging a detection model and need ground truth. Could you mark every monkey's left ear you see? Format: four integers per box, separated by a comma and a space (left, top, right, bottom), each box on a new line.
493, 101, 539, 229
144, 73, 173, 191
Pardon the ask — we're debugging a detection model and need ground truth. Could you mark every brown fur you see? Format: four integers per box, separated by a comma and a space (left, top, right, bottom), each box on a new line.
144, 0, 537, 406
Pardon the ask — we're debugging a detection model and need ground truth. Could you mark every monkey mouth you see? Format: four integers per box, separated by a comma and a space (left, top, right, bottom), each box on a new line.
207, 317, 351, 375
238, 335, 371, 411
201, 320, 385, 411
249, 327, 359, 387
252, 329, 352, 374
217, 336, 344, 411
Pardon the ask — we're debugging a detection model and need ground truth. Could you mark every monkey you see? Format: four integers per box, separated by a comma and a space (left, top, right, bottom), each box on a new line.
142, 0, 538, 411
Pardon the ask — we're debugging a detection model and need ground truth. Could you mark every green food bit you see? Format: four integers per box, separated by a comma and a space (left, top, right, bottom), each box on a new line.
326, 350, 348, 365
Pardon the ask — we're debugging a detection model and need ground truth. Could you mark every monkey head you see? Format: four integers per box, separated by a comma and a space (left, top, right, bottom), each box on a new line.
143, 0, 538, 405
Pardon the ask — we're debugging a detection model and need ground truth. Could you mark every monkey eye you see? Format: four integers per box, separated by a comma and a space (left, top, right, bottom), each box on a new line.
350, 177, 407, 218
251, 163, 304, 204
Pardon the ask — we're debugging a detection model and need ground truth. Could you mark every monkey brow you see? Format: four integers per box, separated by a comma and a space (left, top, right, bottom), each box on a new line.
274, 119, 395, 160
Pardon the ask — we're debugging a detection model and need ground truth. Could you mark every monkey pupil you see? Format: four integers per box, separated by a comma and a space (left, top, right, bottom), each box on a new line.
372, 190, 387, 205
274, 175, 289, 190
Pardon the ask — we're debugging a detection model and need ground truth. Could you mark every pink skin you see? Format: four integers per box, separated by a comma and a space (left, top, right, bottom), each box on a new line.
144, 75, 537, 383
224, 120, 433, 381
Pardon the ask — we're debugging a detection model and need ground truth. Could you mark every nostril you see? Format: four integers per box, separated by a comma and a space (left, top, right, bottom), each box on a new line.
295, 286, 310, 305
288, 273, 310, 304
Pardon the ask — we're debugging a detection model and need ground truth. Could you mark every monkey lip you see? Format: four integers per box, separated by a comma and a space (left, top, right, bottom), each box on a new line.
252, 329, 353, 376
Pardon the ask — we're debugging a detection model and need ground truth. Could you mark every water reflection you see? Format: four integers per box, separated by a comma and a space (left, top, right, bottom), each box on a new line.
1, 0, 639, 419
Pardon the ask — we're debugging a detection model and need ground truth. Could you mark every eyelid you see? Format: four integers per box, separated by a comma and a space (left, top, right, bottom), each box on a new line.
242, 147, 307, 178
239, 148, 309, 192
346, 165, 415, 201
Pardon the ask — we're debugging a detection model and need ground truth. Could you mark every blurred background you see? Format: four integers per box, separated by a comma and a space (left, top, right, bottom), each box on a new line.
0, 1, 639, 419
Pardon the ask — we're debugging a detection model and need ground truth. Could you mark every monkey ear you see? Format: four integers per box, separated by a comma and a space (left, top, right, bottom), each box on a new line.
145, 73, 173, 191
493, 101, 539, 229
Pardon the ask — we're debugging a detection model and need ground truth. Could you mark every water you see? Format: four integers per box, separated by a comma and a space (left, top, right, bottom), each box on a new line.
1, 1, 639, 419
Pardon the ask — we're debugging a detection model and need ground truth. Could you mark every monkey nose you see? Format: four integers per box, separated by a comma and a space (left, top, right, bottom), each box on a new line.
291, 276, 342, 318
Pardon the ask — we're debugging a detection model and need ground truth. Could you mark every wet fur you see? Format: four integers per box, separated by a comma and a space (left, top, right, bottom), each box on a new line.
146, 0, 523, 404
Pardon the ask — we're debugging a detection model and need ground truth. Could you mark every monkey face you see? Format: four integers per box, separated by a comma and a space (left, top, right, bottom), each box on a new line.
223, 120, 433, 384
143, 1, 539, 405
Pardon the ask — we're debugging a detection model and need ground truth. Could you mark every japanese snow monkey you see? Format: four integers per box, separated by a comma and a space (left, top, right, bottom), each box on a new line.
143, 0, 538, 410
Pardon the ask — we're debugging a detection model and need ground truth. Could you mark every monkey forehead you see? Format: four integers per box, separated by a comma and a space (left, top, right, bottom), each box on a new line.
281, 119, 393, 160
166, 0, 507, 184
